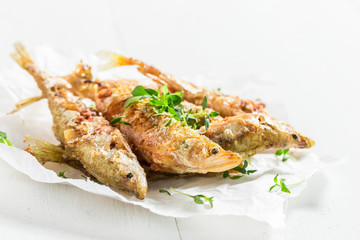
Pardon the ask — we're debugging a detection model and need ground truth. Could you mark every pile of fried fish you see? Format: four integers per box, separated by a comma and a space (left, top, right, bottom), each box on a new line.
10, 43, 314, 199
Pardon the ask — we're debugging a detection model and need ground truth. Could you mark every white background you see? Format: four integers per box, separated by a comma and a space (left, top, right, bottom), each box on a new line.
0, 0, 359, 239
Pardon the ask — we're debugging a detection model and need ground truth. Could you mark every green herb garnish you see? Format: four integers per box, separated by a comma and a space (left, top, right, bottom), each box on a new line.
58, 168, 69, 179
275, 148, 296, 162
121, 85, 219, 130
159, 189, 171, 195
223, 160, 257, 179
202, 96, 207, 110
269, 174, 304, 194
216, 88, 221, 92
0, 131, 6, 139
0, 131, 14, 147
222, 170, 229, 178
159, 187, 214, 208
110, 116, 131, 125
164, 118, 172, 127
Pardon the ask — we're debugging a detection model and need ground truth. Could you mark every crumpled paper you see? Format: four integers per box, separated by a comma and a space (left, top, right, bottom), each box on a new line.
0, 46, 323, 228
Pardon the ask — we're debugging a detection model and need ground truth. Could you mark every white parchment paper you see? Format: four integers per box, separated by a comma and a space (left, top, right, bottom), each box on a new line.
0, 46, 323, 228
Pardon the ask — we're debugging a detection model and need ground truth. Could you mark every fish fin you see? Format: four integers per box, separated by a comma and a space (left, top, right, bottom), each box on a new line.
11, 43, 52, 94
202, 152, 243, 173
97, 51, 132, 70
11, 42, 34, 69
72, 63, 93, 80
8, 95, 45, 114
25, 136, 65, 163
25, 136, 88, 173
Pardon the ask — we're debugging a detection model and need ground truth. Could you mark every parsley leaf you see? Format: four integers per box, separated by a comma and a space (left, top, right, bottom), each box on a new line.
160, 187, 214, 208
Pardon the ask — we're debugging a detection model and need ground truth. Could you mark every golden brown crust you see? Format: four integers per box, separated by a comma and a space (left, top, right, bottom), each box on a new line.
99, 52, 265, 116
67, 65, 243, 174
12, 43, 147, 199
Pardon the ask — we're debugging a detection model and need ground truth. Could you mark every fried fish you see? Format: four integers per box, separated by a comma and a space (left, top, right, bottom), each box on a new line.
65, 64, 243, 174
97, 52, 315, 153
12, 43, 147, 199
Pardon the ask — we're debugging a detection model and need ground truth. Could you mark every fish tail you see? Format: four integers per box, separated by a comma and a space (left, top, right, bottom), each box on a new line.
97, 51, 133, 70
25, 136, 87, 173
25, 136, 65, 163
97, 51, 168, 88
11, 42, 34, 70
11, 43, 50, 94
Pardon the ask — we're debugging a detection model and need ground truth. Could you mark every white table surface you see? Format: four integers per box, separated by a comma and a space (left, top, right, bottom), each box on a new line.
0, 0, 359, 239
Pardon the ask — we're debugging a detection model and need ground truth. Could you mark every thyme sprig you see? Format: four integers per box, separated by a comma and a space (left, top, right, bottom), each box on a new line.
121, 85, 219, 130
269, 174, 304, 194
159, 187, 214, 208
223, 160, 257, 179
110, 116, 131, 125
58, 168, 69, 179
275, 148, 296, 162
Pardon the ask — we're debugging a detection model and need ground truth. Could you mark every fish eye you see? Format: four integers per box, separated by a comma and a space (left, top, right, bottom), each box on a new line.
211, 147, 218, 154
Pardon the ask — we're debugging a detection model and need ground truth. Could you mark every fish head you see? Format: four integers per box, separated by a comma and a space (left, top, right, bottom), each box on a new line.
112, 153, 148, 199
176, 136, 243, 173
261, 114, 316, 149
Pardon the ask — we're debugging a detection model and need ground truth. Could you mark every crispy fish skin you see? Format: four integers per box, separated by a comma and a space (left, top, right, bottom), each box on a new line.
82, 77, 314, 154
202, 114, 315, 157
66, 65, 243, 174
98, 51, 265, 116
12, 43, 147, 199
98, 52, 315, 151
178, 101, 314, 154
